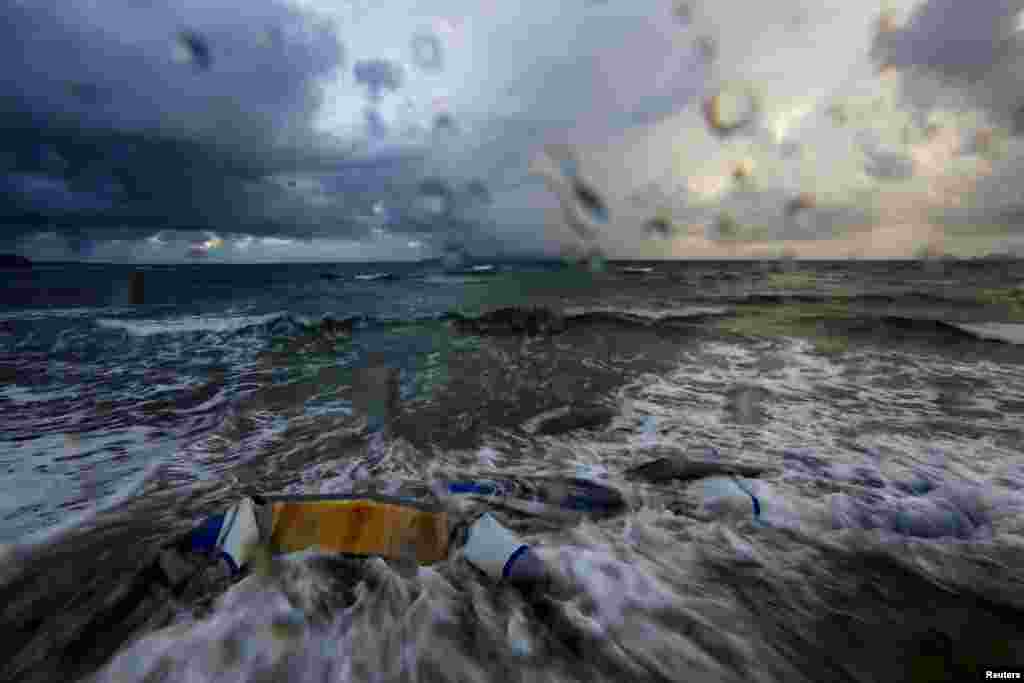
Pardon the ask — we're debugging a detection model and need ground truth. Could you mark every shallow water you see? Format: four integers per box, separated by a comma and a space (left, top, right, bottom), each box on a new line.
2, 260, 1024, 682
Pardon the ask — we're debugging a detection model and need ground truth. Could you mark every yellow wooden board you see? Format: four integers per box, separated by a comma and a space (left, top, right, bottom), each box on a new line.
268, 499, 449, 565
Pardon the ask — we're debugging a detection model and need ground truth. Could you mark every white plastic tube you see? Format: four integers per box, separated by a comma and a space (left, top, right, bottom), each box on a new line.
463, 513, 545, 584
215, 497, 261, 573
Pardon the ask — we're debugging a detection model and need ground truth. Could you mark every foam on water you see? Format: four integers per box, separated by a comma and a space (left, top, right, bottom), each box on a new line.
96, 311, 294, 337
951, 322, 1024, 345
0, 307, 139, 322
0, 458, 163, 578
6, 264, 1024, 681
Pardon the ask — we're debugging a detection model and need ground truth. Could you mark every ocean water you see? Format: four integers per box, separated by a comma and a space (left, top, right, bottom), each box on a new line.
2, 259, 1024, 682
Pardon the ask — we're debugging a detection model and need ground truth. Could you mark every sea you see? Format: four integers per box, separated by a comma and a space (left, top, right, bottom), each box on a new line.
2, 258, 1024, 682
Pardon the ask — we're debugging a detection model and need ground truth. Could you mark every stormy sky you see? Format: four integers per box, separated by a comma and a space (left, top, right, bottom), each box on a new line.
5, 0, 1024, 262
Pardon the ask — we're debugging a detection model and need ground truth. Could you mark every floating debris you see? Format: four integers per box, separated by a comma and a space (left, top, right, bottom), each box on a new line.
410, 31, 444, 72
353, 59, 404, 101
703, 83, 760, 138
174, 30, 212, 71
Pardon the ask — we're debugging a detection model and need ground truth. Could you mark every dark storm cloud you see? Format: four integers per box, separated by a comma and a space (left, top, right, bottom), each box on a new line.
0, 0, 422, 247
871, 0, 1018, 80
871, 0, 1024, 128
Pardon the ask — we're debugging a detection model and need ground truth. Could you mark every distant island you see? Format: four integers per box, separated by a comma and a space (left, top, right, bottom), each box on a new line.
0, 254, 32, 268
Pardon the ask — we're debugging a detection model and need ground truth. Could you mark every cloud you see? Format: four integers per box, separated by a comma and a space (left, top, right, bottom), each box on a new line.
0, 0, 349, 244
7, 0, 1024, 262
554, 0, 1024, 259
1, 0, 717, 261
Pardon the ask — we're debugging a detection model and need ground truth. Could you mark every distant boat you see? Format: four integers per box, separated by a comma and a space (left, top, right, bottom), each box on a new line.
354, 272, 395, 281
470, 264, 497, 274
620, 266, 654, 275
0, 254, 32, 268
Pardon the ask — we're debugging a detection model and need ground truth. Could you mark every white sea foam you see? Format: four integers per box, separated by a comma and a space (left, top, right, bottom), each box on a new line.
95, 312, 296, 337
